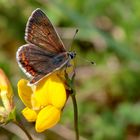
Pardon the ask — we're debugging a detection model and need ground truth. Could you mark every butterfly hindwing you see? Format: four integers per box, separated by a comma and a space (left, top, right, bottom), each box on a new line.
16, 44, 68, 84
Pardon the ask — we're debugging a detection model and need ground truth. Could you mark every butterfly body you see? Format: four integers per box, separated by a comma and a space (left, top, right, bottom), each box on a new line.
16, 8, 76, 85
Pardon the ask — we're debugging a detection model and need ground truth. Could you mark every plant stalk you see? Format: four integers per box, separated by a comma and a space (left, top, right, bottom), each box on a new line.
71, 94, 79, 140
13, 120, 33, 140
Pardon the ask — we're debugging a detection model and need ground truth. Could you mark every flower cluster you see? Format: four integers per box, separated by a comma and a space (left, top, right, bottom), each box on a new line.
18, 73, 67, 132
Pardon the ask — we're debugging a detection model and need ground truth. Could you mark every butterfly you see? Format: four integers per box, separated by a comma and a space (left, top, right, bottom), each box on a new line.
16, 8, 76, 85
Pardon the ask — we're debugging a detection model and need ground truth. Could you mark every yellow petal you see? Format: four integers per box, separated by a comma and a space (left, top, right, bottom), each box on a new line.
0, 69, 13, 104
33, 74, 55, 107
1, 90, 12, 113
18, 79, 32, 108
35, 105, 60, 132
33, 83, 50, 108
22, 107, 37, 122
34, 73, 66, 108
31, 93, 42, 110
47, 74, 66, 109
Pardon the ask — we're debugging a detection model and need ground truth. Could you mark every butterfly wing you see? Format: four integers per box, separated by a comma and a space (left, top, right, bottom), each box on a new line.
25, 8, 66, 53
16, 44, 68, 85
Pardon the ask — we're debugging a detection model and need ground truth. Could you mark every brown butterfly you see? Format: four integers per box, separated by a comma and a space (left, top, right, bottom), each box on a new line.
16, 8, 76, 85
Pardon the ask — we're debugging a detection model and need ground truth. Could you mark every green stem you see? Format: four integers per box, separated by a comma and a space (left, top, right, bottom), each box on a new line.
65, 69, 79, 139
71, 94, 79, 140
13, 120, 33, 140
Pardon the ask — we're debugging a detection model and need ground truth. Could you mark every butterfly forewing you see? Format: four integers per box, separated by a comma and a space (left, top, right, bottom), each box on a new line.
25, 8, 66, 53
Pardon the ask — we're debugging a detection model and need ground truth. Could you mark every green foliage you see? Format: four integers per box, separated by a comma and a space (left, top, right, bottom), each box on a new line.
0, 0, 140, 139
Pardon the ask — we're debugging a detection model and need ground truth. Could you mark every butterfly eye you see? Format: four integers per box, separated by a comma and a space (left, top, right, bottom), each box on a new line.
68, 52, 76, 59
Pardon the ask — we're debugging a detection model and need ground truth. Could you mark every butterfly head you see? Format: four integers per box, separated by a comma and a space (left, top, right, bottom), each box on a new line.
68, 51, 76, 59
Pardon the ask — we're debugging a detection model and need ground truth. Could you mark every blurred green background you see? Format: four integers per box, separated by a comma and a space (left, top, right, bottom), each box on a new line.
1, 0, 140, 140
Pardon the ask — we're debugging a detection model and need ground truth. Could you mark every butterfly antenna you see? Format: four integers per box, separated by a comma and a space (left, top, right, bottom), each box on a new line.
69, 29, 79, 51
69, 29, 95, 65
77, 55, 96, 65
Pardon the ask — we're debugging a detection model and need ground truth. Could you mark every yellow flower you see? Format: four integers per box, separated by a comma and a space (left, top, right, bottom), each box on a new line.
0, 69, 14, 123
18, 73, 67, 132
